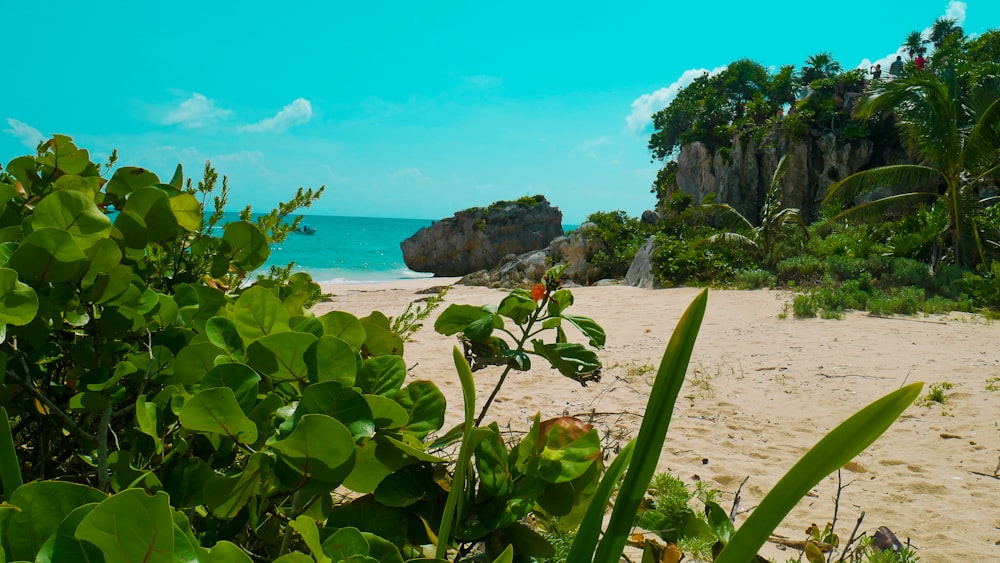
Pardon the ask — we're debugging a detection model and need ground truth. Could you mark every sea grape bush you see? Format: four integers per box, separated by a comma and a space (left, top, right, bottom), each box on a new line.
0, 137, 923, 563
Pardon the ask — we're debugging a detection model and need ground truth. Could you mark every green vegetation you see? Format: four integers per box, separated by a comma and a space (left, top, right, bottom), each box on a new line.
918, 381, 954, 406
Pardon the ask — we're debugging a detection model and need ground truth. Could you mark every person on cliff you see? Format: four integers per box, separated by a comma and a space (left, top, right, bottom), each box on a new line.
915, 52, 926, 71
889, 55, 904, 77
870, 63, 882, 81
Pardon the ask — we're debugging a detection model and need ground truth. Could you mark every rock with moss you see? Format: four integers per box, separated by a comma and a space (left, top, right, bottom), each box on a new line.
401, 195, 564, 276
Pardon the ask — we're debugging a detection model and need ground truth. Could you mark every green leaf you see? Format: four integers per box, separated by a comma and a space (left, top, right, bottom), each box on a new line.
318, 311, 366, 349
9, 227, 87, 283
433, 304, 489, 335
299, 382, 375, 442
373, 465, 435, 507
205, 316, 243, 356
0, 268, 37, 326
75, 489, 174, 563
204, 452, 271, 519
530, 341, 601, 381
34, 503, 104, 563
546, 288, 574, 316
172, 341, 223, 385
29, 190, 111, 250
0, 407, 22, 497
463, 312, 497, 343
475, 425, 514, 499
247, 331, 316, 383
715, 382, 922, 562
234, 285, 290, 340
321, 527, 369, 560
179, 387, 259, 445
435, 347, 478, 560
170, 193, 202, 232
360, 312, 403, 356
326, 496, 409, 548
123, 187, 178, 242
270, 414, 357, 494
136, 395, 164, 454
497, 289, 536, 324
290, 516, 331, 563
593, 289, 706, 563
203, 540, 254, 563
223, 222, 269, 271
112, 210, 148, 249
4, 481, 107, 562
106, 166, 160, 200
202, 363, 260, 413
393, 381, 445, 439
561, 314, 606, 348
305, 335, 358, 386
565, 440, 635, 562
357, 355, 406, 396
363, 395, 409, 430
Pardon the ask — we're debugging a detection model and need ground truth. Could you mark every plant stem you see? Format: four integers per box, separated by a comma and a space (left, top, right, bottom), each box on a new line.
278, 490, 305, 556
7, 366, 96, 443
97, 404, 112, 492
474, 296, 548, 425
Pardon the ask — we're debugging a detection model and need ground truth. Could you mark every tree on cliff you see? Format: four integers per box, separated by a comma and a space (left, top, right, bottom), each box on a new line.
822, 62, 1000, 268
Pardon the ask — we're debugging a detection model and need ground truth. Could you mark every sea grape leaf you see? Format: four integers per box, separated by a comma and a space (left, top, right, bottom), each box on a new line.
0, 268, 37, 326
363, 395, 409, 430
206, 316, 244, 356
4, 481, 107, 562
172, 341, 223, 385
204, 452, 270, 519
497, 289, 536, 324
360, 312, 403, 356
112, 210, 148, 248
475, 425, 514, 499
170, 193, 202, 232
326, 496, 409, 548
392, 381, 445, 439
305, 335, 358, 386
38, 136, 90, 175
123, 186, 178, 242
561, 314, 606, 348
34, 503, 104, 563
202, 363, 260, 412
161, 458, 214, 509
373, 464, 437, 507
290, 516, 331, 563
106, 166, 160, 200
168, 163, 184, 189
341, 436, 412, 494
29, 190, 111, 249
75, 489, 174, 563
203, 540, 254, 563
9, 227, 87, 283
272, 553, 315, 563
321, 526, 369, 560
318, 310, 366, 349
356, 355, 406, 396
298, 381, 375, 442
175, 283, 227, 332
246, 331, 315, 383
136, 394, 164, 454
223, 221, 269, 271
270, 414, 356, 494
234, 285, 290, 340
179, 387, 259, 445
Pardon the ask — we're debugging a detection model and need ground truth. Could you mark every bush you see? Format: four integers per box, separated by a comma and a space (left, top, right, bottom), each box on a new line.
734, 268, 777, 289
777, 255, 826, 284
583, 210, 648, 278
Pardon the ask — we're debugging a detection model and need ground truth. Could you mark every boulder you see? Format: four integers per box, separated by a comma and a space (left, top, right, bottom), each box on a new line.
623, 236, 661, 289
458, 224, 608, 288
401, 195, 564, 276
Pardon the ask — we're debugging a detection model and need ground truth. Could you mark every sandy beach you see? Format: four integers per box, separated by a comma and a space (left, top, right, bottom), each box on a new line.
314, 278, 1000, 561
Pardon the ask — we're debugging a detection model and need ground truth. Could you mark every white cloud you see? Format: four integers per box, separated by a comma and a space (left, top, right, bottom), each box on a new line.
163, 93, 232, 128
238, 98, 313, 133
945, 0, 967, 26
387, 167, 431, 184
3, 118, 45, 148
625, 66, 727, 133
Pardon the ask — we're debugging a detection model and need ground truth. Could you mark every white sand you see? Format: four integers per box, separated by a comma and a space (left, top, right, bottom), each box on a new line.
314, 278, 1000, 561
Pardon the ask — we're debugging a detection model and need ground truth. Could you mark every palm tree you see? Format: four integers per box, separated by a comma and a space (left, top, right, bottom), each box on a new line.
801, 52, 842, 84
822, 64, 1000, 268
930, 17, 963, 49
903, 31, 927, 59
703, 156, 807, 266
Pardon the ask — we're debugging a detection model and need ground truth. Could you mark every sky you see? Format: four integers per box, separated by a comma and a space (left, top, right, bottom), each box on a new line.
1, 1, 997, 224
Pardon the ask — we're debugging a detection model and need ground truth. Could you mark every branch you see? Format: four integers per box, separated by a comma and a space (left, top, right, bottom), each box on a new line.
6, 366, 95, 443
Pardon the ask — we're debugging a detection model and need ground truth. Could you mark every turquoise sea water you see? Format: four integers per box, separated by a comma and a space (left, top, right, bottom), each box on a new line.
258, 215, 436, 284
252, 214, 576, 284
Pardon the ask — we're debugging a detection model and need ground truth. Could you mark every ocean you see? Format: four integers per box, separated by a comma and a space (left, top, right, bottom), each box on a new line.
256, 215, 436, 284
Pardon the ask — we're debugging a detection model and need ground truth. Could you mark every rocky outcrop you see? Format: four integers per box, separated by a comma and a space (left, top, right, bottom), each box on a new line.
458, 223, 608, 288
401, 196, 564, 276
623, 236, 660, 289
668, 119, 909, 222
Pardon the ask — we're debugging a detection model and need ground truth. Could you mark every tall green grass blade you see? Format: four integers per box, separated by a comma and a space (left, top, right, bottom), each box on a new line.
715, 381, 922, 562
565, 439, 635, 561
0, 407, 22, 498
435, 347, 479, 560
592, 289, 707, 562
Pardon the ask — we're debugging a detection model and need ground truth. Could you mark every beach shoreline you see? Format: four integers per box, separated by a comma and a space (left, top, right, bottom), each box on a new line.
313, 279, 1000, 561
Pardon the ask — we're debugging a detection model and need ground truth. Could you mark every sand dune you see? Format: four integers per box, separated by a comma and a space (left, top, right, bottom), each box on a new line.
315, 279, 1000, 561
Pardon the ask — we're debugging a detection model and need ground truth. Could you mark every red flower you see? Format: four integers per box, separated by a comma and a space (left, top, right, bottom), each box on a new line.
531, 283, 546, 302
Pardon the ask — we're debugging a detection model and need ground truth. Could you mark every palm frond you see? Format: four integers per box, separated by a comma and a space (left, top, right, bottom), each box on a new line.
703, 232, 760, 254
823, 165, 943, 208
964, 97, 1000, 176
699, 203, 755, 232
820, 192, 940, 231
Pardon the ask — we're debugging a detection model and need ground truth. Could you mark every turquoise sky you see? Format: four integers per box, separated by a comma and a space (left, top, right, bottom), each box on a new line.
2, 1, 996, 223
